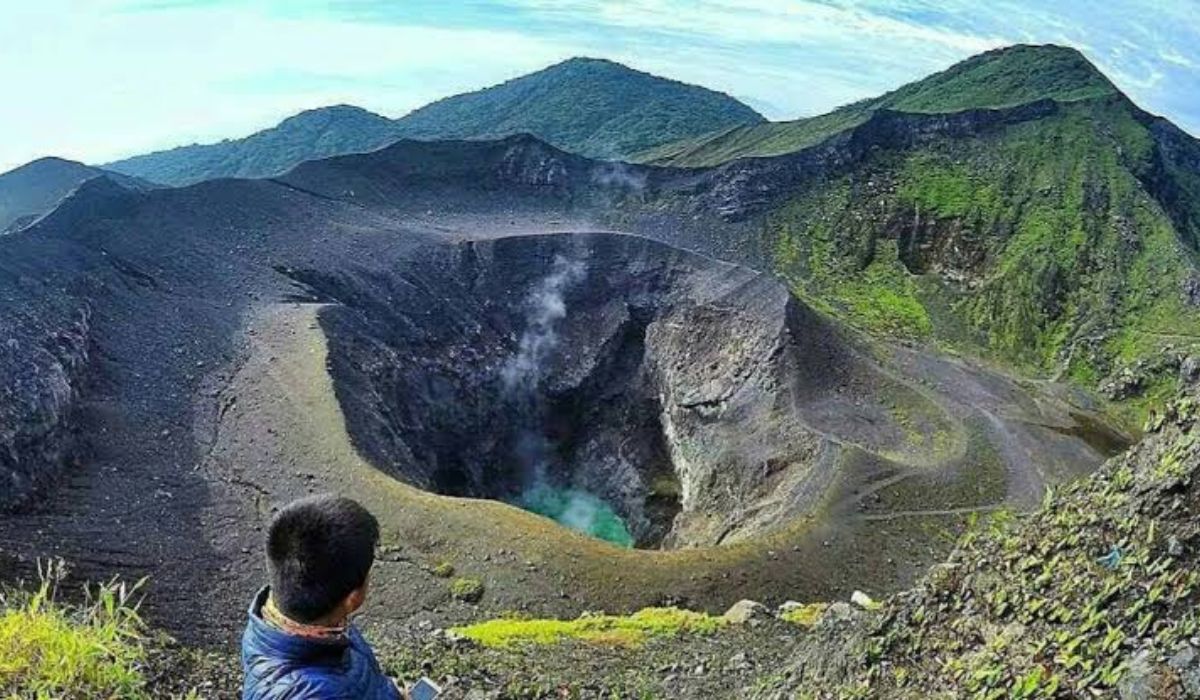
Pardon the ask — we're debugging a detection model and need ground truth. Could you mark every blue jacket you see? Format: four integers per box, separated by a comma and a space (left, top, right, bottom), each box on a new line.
242, 587, 402, 700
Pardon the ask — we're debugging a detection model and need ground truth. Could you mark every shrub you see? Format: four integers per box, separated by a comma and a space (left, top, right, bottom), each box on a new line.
449, 577, 485, 603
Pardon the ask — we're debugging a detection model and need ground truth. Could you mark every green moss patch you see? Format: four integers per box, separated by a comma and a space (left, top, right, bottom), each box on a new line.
449, 577, 485, 603
780, 603, 828, 628
451, 607, 726, 649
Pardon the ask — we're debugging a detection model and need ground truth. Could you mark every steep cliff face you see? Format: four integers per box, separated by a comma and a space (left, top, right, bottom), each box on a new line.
0, 303, 91, 509
760, 96, 1200, 414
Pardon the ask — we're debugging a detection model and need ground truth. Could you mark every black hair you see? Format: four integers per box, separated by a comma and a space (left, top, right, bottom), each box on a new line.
266, 494, 380, 622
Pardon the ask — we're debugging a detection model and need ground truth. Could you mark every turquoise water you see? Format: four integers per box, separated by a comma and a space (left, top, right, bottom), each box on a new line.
518, 484, 635, 548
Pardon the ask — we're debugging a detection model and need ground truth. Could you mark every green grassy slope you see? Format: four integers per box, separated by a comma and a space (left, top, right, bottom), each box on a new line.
761, 394, 1200, 698
763, 95, 1200, 417
392, 57, 763, 159
105, 58, 762, 186
104, 105, 402, 187
637, 44, 1116, 167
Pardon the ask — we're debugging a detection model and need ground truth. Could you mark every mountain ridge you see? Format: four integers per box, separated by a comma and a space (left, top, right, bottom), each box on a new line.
102, 57, 763, 186
636, 43, 1122, 167
0, 156, 152, 233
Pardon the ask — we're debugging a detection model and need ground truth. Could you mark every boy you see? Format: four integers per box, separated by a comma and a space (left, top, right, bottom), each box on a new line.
242, 494, 402, 699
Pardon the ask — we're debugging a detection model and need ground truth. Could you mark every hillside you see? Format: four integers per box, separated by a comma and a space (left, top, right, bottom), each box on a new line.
757, 392, 1200, 697
391, 57, 763, 159
103, 58, 762, 186
760, 109, 1200, 416
616, 45, 1200, 417
101, 105, 400, 187
637, 44, 1116, 167
0, 157, 149, 232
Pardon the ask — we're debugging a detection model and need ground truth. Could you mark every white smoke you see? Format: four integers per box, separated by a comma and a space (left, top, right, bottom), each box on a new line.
498, 256, 632, 544
592, 162, 648, 193
500, 255, 586, 393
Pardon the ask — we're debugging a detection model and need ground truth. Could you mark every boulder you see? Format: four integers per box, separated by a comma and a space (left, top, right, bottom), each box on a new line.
723, 599, 770, 624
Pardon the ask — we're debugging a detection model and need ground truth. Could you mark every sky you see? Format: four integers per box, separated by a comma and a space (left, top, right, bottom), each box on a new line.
2, 0, 1198, 173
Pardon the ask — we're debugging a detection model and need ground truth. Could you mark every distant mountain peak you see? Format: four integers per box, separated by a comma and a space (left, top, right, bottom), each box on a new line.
871, 42, 1117, 115
10, 156, 94, 174
391, 56, 763, 160
278, 104, 389, 126
556, 56, 619, 66
986, 42, 1091, 62
641, 42, 1121, 167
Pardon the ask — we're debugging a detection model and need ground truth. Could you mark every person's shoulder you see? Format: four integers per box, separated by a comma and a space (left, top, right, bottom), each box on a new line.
245, 671, 359, 700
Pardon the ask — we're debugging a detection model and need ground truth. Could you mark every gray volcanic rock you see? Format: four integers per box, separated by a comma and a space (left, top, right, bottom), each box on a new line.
0, 300, 91, 510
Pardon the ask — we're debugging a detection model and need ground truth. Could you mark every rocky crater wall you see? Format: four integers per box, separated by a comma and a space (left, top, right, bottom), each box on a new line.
0, 294, 92, 510
282, 232, 955, 547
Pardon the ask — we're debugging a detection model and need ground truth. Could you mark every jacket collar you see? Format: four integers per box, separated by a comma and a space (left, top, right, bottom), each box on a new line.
246, 587, 351, 665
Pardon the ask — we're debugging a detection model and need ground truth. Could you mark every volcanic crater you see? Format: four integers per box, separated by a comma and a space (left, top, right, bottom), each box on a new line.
284, 232, 956, 550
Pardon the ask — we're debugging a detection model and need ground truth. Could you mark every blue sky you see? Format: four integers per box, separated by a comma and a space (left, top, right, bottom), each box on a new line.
1, 0, 1197, 172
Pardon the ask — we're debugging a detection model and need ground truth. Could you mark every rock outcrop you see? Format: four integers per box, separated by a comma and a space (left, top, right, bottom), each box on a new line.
0, 303, 91, 509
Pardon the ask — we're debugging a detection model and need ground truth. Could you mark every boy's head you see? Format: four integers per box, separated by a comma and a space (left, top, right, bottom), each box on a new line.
266, 494, 380, 623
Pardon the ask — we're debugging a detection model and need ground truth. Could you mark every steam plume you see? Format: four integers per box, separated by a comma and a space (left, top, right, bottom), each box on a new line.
498, 255, 633, 546
501, 255, 585, 393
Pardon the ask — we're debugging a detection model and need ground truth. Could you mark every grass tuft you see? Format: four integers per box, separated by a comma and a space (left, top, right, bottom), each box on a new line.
779, 603, 829, 627
0, 560, 163, 699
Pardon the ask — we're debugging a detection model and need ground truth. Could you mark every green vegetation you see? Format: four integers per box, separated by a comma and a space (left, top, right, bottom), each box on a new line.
640, 44, 1116, 167
0, 561, 198, 700
105, 105, 403, 186
782, 394, 1200, 698
877, 43, 1113, 114
779, 603, 828, 627
449, 577, 485, 603
763, 93, 1200, 417
107, 57, 763, 185
431, 561, 456, 578
771, 184, 933, 339
450, 607, 726, 648
636, 108, 868, 167
394, 57, 762, 160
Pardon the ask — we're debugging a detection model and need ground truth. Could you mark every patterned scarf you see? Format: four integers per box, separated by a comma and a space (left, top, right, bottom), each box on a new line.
262, 593, 348, 641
